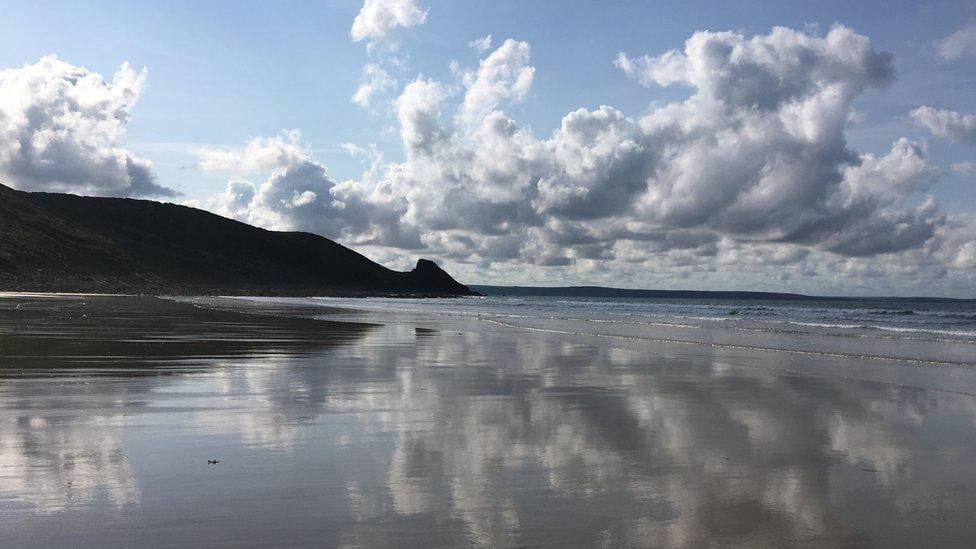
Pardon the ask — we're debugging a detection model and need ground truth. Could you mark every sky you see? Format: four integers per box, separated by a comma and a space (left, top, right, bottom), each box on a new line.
0, 0, 975, 297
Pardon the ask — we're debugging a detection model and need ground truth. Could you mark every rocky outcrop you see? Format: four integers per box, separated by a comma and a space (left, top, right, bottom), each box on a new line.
0, 183, 475, 296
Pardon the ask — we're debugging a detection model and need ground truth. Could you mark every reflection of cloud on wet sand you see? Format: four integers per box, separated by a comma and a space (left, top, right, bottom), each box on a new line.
3, 296, 976, 547
318, 319, 976, 548
0, 295, 375, 519
0, 410, 139, 514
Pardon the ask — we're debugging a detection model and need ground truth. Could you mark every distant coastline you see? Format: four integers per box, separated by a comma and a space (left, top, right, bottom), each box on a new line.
470, 285, 976, 303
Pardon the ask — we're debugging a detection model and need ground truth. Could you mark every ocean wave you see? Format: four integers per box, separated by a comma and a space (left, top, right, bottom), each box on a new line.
478, 311, 976, 345
238, 295, 976, 345
480, 317, 976, 368
787, 321, 865, 330
872, 325, 976, 338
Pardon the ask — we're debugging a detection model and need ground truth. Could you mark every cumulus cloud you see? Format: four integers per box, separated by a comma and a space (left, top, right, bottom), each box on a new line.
937, 213, 976, 270
348, 0, 424, 119
616, 25, 893, 105
362, 26, 931, 265
816, 139, 939, 256
951, 161, 976, 175
214, 160, 372, 238
351, 64, 396, 107
200, 131, 419, 248
195, 130, 308, 172
469, 34, 493, 53
395, 77, 448, 156
0, 55, 174, 197
935, 24, 976, 61
910, 106, 976, 144
199, 25, 975, 293
350, 0, 427, 48
458, 39, 535, 125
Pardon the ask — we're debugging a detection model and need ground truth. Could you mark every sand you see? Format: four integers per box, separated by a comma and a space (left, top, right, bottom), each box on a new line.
1, 294, 975, 547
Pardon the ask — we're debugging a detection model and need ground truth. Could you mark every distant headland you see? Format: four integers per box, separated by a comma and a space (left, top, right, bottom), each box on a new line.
0, 183, 474, 297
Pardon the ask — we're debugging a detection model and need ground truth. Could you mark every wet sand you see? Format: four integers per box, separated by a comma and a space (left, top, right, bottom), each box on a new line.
2, 294, 976, 547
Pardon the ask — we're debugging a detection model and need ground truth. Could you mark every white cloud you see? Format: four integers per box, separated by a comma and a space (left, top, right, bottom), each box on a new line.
195, 130, 308, 173
616, 25, 893, 105
951, 161, 976, 175
469, 34, 492, 53
910, 106, 976, 144
938, 213, 976, 270
197, 25, 976, 294
208, 160, 377, 242
935, 24, 976, 61
458, 39, 535, 125
537, 105, 650, 220
0, 55, 174, 197
207, 179, 256, 220
216, 160, 371, 238
352, 64, 396, 107
819, 139, 939, 256
350, 0, 427, 48
614, 50, 686, 87
395, 78, 447, 155
201, 132, 419, 248
375, 28, 940, 263
391, 27, 961, 275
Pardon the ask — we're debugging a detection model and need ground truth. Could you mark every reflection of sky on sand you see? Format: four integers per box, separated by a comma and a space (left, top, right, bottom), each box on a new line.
0, 408, 139, 514
2, 297, 976, 547
310, 318, 976, 547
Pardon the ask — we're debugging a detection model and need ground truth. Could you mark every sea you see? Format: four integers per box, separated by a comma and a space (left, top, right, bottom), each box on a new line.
234, 294, 976, 367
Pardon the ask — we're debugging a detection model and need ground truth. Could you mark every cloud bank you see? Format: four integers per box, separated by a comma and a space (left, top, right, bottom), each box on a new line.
0, 55, 174, 197
13, 11, 960, 294
200, 24, 976, 293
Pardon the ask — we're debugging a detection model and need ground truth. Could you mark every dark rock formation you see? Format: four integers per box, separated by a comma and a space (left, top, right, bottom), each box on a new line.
0, 183, 475, 296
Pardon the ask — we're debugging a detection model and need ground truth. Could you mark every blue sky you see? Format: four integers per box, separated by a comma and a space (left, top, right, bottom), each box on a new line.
1, 0, 972, 199
1, 0, 975, 295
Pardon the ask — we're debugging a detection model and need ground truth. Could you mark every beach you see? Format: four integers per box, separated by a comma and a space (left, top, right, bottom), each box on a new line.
2, 293, 976, 547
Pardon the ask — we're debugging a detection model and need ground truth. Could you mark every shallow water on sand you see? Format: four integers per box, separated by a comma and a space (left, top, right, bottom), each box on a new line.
2, 295, 976, 547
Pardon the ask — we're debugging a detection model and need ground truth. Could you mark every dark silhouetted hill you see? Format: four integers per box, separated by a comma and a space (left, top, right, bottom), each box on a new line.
0, 184, 474, 296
